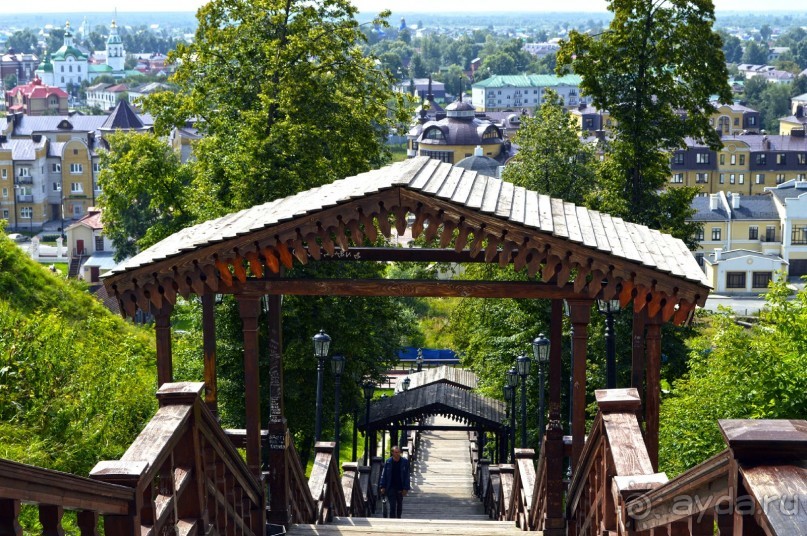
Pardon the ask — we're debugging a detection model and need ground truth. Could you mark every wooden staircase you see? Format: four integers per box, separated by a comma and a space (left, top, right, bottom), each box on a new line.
289, 416, 527, 535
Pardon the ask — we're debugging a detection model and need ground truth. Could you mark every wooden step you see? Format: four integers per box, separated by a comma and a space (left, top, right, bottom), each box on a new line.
287, 517, 535, 535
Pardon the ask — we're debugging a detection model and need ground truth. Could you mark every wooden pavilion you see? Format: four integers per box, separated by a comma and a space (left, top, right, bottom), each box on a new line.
102, 156, 710, 527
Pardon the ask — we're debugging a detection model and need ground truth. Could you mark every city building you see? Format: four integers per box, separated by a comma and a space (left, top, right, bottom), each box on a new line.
737, 64, 794, 84
41, 22, 90, 91
471, 74, 588, 112
710, 102, 760, 135
778, 93, 807, 136
396, 78, 446, 100
0, 51, 40, 86
569, 104, 614, 134
65, 207, 117, 282
406, 99, 508, 164
86, 83, 128, 111
522, 42, 560, 58
668, 134, 807, 196
5, 78, 69, 116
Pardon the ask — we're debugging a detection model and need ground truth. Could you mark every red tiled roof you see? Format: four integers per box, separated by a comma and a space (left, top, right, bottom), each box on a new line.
74, 209, 104, 230
7, 78, 68, 99
107, 84, 128, 93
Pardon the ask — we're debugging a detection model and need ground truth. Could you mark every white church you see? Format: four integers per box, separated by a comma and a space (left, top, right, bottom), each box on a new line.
37, 20, 126, 92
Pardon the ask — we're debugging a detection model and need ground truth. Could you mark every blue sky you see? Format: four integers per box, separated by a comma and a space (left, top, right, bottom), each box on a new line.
0, 0, 799, 13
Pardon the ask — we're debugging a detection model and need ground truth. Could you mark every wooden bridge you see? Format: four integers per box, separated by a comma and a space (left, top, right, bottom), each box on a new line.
2, 158, 806, 534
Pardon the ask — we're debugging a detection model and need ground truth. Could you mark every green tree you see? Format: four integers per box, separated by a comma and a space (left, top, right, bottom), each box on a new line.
144, 0, 408, 216
6, 29, 38, 54
742, 40, 769, 65
46, 29, 66, 56
660, 280, 807, 476
3, 74, 18, 91
502, 89, 597, 205
718, 31, 743, 64
759, 24, 772, 43
437, 64, 469, 97
557, 0, 731, 243
97, 132, 194, 260
409, 54, 428, 78
480, 52, 517, 77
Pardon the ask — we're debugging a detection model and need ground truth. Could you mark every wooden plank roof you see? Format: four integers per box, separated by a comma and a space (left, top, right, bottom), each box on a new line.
394, 366, 478, 393
103, 157, 710, 322
359, 383, 505, 432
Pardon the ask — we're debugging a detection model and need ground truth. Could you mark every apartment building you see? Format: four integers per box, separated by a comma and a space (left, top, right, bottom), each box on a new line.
471, 74, 588, 112
669, 134, 807, 196
778, 93, 807, 136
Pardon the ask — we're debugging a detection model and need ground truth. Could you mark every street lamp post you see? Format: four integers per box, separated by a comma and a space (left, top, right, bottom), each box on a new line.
503, 384, 513, 461
506, 367, 518, 456
516, 354, 531, 448
532, 334, 551, 445
596, 298, 621, 389
312, 330, 331, 442
416, 348, 424, 372
331, 354, 345, 466
362, 381, 375, 464
400, 377, 410, 447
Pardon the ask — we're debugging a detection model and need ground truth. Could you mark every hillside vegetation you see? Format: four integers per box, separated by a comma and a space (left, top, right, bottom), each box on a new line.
0, 232, 158, 476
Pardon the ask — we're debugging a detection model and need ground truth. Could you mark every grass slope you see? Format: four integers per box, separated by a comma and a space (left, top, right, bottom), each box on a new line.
0, 233, 158, 475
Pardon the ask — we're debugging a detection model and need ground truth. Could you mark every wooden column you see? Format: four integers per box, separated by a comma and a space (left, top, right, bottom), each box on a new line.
153, 302, 174, 387
568, 299, 592, 471
201, 293, 218, 415
543, 298, 566, 535
0, 499, 22, 536
237, 294, 262, 477
631, 307, 646, 392
39, 504, 65, 536
264, 293, 288, 526
645, 311, 663, 471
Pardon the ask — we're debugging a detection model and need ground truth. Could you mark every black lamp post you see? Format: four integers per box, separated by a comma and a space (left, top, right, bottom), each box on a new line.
516, 354, 531, 448
416, 348, 424, 372
400, 376, 410, 447
532, 333, 550, 445
503, 384, 513, 461
596, 297, 621, 389
312, 330, 331, 442
362, 381, 375, 464
331, 354, 345, 466
506, 366, 518, 456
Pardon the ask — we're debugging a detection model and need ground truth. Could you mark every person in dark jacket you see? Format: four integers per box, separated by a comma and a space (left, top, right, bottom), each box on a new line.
379, 446, 411, 518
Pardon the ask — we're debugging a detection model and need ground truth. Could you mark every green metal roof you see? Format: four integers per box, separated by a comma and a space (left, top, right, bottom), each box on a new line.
52, 45, 87, 61
89, 64, 115, 73
472, 74, 583, 89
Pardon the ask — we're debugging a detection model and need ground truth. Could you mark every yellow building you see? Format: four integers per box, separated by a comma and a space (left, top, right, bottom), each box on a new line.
709, 103, 760, 136
778, 93, 807, 136
569, 104, 614, 134
408, 100, 506, 164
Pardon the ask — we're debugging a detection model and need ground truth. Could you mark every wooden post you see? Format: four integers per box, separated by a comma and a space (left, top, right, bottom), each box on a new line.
631, 307, 646, 392
0, 499, 22, 536
264, 293, 288, 526
76, 510, 99, 536
39, 504, 65, 536
645, 311, 662, 471
237, 294, 262, 477
568, 299, 591, 471
543, 298, 566, 535
153, 302, 174, 386
201, 293, 217, 415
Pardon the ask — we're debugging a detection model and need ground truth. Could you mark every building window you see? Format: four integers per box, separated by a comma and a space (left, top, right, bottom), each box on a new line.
739, 174, 745, 184
695, 252, 705, 266
731, 154, 736, 165
52, 182, 61, 191
673, 152, 684, 165
52, 163, 61, 173
748, 226, 758, 240
20, 207, 33, 219
792, 224, 807, 245
93, 163, 100, 173
776, 153, 786, 165
748, 116, 756, 126
696, 173, 708, 183
694, 228, 705, 241
720, 154, 725, 165
95, 236, 104, 251
61, 65, 64, 72
719, 173, 725, 184
730, 174, 736, 184
70, 163, 83, 174
19, 167, 30, 177
734, 117, 740, 126
712, 228, 722, 241
1, 169, 6, 179
671, 173, 684, 183
2, 210, 7, 219
740, 154, 745, 165
766, 226, 776, 242
421, 150, 454, 164
696, 153, 710, 164
70, 182, 83, 193
755, 174, 765, 184
1, 188, 6, 198
777, 174, 786, 184
726, 272, 746, 289
798, 153, 806, 165
752, 272, 772, 289
755, 154, 766, 165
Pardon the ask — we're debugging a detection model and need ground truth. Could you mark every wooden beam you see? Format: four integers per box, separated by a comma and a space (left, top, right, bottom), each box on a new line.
201, 294, 217, 415
568, 299, 592, 471
153, 302, 174, 387
265, 293, 290, 527
229, 278, 587, 299
645, 311, 663, 472
236, 295, 262, 477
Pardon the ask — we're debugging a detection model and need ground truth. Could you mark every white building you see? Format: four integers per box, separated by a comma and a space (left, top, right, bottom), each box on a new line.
40, 22, 89, 91
704, 249, 788, 294
471, 74, 588, 112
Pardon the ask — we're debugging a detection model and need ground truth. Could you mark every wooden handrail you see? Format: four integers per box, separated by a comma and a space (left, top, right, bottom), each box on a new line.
286, 433, 317, 524
91, 382, 264, 535
528, 436, 548, 530
341, 462, 367, 517
484, 465, 502, 520
358, 464, 376, 514
308, 442, 347, 523
506, 448, 535, 530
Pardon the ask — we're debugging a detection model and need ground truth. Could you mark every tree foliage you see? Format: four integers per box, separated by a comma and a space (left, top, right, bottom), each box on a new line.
557, 0, 731, 242
97, 132, 194, 260
144, 0, 409, 217
660, 279, 807, 476
502, 89, 597, 205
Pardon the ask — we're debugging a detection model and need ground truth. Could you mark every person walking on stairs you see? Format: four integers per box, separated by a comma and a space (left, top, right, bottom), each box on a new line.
379, 445, 411, 518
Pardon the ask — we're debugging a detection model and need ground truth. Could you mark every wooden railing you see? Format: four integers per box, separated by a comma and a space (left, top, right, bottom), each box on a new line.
484, 465, 502, 519
622, 419, 807, 536
91, 382, 265, 535
0, 459, 136, 534
340, 462, 368, 517
358, 464, 376, 515
506, 448, 536, 529
528, 437, 548, 530
308, 442, 347, 523
286, 432, 318, 524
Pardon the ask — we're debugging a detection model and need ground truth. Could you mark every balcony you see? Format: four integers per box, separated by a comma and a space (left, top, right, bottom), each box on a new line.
15, 176, 33, 185
16, 194, 33, 203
